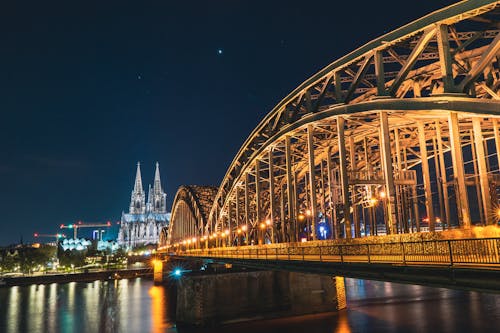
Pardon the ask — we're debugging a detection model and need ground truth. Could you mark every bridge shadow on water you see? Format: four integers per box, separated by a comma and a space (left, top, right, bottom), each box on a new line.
171, 277, 500, 333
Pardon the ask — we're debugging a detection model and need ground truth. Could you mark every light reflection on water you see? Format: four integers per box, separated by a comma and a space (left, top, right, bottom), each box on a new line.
6, 286, 19, 333
0, 277, 500, 333
0, 278, 174, 333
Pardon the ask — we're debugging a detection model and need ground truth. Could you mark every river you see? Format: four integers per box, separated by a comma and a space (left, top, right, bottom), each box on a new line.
0, 277, 499, 332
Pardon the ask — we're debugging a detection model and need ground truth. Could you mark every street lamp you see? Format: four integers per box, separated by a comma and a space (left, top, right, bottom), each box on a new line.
259, 222, 266, 245
241, 225, 248, 245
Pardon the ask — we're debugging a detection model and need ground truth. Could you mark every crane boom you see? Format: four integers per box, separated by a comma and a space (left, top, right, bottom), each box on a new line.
60, 221, 111, 239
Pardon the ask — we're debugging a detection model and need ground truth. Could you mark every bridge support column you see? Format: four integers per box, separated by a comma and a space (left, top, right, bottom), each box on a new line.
256, 160, 262, 244
307, 124, 318, 240
334, 276, 347, 310
269, 149, 276, 243
472, 118, 492, 224
235, 187, 240, 245
153, 259, 163, 284
418, 121, 435, 231
286, 135, 296, 242
448, 112, 471, 228
380, 111, 398, 234
326, 147, 338, 239
337, 116, 352, 238
349, 136, 360, 238
245, 172, 250, 244
436, 121, 451, 228
494, 120, 500, 171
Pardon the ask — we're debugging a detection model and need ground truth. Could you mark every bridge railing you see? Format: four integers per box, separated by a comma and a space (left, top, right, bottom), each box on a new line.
175, 237, 500, 267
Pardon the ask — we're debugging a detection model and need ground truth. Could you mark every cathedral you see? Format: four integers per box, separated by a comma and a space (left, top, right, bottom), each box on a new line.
117, 162, 170, 249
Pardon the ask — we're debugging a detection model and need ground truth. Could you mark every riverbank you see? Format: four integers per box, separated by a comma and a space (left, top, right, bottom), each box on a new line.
0, 268, 152, 287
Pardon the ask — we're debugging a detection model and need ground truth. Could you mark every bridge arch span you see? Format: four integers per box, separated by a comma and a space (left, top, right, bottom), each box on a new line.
161, 185, 218, 247
200, 0, 500, 246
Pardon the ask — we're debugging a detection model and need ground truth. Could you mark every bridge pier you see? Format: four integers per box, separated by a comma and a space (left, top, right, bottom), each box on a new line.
175, 270, 343, 327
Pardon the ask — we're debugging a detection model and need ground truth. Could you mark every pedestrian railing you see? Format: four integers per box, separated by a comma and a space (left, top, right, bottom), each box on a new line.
174, 238, 500, 267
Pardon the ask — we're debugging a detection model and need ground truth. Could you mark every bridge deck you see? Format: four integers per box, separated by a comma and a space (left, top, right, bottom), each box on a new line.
167, 237, 500, 293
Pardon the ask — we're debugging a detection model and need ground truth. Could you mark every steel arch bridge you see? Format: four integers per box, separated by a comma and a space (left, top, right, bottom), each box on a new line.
161, 0, 500, 250
162, 186, 218, 246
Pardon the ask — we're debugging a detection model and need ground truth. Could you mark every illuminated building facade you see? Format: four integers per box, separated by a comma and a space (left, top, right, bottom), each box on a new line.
118, 162, 170, 249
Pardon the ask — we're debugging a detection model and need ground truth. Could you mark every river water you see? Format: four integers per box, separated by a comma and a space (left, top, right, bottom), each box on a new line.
0, 277, 499, 333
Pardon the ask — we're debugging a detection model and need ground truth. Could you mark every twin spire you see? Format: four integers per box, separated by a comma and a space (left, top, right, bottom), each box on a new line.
130, 162, 166, 214
133, 162, 144, 194
134, 162, 162, 193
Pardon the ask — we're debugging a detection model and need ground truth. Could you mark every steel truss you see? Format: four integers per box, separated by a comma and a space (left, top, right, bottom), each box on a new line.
162, 0, 500, 249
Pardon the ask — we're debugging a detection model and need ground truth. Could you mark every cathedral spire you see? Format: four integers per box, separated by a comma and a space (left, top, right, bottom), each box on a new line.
130, 162, 146, 214
134, 162, 144, 193
153, 162, 162, 193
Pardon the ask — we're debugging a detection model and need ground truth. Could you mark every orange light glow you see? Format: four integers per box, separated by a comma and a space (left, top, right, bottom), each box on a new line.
149, 286, 167, 333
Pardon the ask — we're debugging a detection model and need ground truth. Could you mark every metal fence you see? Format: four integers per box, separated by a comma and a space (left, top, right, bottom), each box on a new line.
175, 238, 500, 267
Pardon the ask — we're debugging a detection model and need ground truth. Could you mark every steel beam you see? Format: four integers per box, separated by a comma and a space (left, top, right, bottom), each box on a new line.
326, 147, 337, 239
380, 111, 398, 234
435, 121, 451, 228
448, 112, 471, 228
307, 125, 318, 240
472, 118, 492, 225
494, 120, 500, 173
268, 149, 276, 242
374, 49, 387, 96
436, 24, 456, 93
389, 27, 436, 96
285, 135, 296, 242
244, 172, 250, 243
459, 31, 500, 92
255, 160, 262, 244
418, 121, 435, 231
337, 116, 352, 238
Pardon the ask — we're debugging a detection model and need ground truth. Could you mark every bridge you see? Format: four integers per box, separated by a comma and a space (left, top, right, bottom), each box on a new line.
158, 0, 500, 292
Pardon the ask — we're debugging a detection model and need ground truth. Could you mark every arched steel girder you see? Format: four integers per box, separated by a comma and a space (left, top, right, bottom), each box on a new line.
159, 227, 168, 247
208, 99, 500, 240
207, 0, 500, 241
162, 185, 218, 247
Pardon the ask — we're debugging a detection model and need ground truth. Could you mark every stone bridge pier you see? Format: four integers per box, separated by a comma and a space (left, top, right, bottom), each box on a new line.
153, 258, 347, 326
174, 268, 346, 327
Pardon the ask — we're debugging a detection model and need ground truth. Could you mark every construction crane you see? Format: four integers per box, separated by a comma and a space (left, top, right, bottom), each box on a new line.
60, 221, 111, 239
33, 233, 65, 241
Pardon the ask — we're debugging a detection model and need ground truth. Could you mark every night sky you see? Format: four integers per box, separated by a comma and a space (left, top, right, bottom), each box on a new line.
0, 0, 458, 245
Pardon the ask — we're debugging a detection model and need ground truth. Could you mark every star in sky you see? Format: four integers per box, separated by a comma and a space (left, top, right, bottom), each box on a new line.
217, 49, 223, 55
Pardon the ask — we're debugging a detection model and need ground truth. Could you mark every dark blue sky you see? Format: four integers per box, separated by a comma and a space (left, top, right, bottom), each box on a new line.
0, 0, 457, 245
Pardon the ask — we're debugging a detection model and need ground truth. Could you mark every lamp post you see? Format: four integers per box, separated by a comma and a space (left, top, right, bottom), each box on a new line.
265, 219, 272, 243
241, 225, 248, 245
258, 223, 265, 245
305, 209, 312, 240
379, 190, 388, 235
298, 213, 306, 242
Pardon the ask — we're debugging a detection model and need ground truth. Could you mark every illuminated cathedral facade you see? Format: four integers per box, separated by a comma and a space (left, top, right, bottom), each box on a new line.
117, 162, 170, 249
